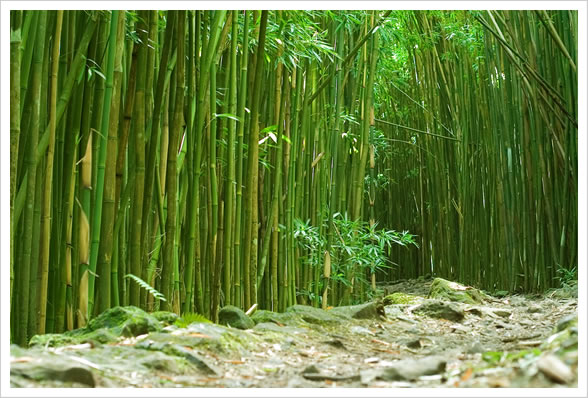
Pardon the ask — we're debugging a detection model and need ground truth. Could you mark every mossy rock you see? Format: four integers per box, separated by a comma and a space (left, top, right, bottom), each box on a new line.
137, 322, 260, 355
250, 310, 298, 325
428, 278, 487, 304
285, 305, 346, 325
328, 302, 382, 319
541, 315, 578, 354
383, 292, 422, 305
29, 333, 78, 348
218, 305, 254, 329
413, 300, 465, 322
87, 306, 162, 337
151, 311, 179, 326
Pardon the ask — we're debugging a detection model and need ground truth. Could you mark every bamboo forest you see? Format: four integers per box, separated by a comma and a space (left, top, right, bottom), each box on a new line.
8, 8, 580, 389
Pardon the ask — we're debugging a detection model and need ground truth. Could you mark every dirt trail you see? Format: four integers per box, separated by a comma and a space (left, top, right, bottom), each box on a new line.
10, 278, 578, 388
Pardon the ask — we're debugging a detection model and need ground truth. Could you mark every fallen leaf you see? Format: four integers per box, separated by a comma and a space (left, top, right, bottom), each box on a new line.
371, 338, 390, 346
461, 367, 473, 382
11, 357, 35, 363
188, 332, 212, 339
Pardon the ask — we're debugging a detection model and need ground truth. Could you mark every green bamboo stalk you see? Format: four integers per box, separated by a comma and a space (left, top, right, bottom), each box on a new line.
128, 10, 149, 308
17, 11, 47, 345
37, 10, 64, 334
242, 10, 268, 309
186, 10, 227, 316
222, 10, 238, 311
234, 11, 250, 310
161, 10, 185, 312
87, 11, 120, 317
10, 10, 22, 309
96, 10, 124, 314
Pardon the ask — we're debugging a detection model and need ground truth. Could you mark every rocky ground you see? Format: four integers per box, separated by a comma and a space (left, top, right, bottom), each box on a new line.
10, 277, 579, 389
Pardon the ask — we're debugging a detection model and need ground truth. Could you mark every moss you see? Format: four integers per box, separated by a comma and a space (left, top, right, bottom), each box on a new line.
29, 333, 78, 348
428, 278, 488, 304
383, 292, 421, 305
151, 311, 179, 326
285, 305, 346, 325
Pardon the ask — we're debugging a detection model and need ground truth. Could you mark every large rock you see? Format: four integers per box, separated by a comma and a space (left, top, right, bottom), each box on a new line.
413, 300, 465, 322
285, 305, 347, 325
11, 346, 96, 387
361, 356, 447, 383
428, 278, 487, 304
218, 305, 254, 329
29, 306, 162, 347
328, 301, 383, 319
382, 292, 422, 305
86, 306, 162, 337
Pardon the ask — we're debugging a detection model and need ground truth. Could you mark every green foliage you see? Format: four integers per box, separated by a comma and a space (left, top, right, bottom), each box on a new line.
482, 348, 541, 366
124, 274, 166, 302
555, 266, 577, 288
294, 213, 418, 303
174, 312, 212, 328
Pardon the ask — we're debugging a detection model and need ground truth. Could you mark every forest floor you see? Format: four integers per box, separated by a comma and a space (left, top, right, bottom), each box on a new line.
10, 278, 579, 389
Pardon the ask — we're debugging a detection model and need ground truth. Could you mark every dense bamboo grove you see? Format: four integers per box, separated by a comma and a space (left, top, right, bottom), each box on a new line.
9, 10, 577, 345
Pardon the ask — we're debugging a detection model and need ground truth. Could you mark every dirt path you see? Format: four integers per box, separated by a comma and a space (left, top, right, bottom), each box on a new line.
10, 278, 578, 388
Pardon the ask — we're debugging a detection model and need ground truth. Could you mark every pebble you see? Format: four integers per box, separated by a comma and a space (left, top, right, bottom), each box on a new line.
350, 326, 375, 336
537, 354, 574, 384
527, 305, 542, 314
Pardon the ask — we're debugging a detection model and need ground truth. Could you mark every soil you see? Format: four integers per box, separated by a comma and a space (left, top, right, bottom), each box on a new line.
10, 278, 578, 389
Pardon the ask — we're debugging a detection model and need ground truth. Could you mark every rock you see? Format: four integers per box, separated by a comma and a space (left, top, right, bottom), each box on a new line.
11, 355, 96, 387
428, 278, 488, 304
28, 333, 78, 348
285, 305, 347, 325
252, 322, 306, 337
302, 364, 321, 374
218, 305, 255, 330
361, 356, 447, 382
87, 306, 161, 337
151, 311, 179, 325
413, 300, 465, 322
30, 306, 161, 347
162, 344, 221, 375
489, 308, 512, 318
140, 352, 181, 374
537, 354, 574, 384
556, 314, 577, 332
329, 301, 384, 319
467, 340, 485, 354
322, 339, 347, 350
382, 292, 421, 305
405, 338, 423, 349
527, 305, 542, 314
350, 326, 375, 336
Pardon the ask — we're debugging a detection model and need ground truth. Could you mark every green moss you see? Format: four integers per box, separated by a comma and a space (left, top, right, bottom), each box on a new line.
428, 278, 488, 304
383, 292, 421, 305
28, 333, 77, 348
151, 311, 179, 326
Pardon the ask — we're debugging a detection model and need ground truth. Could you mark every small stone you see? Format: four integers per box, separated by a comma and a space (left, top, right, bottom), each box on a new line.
350, 326, 375, 336
527, 305, 542, 314
467, 341, 485, 354
302, 364, 320, 374
406, 338, 423, 349
490, 309, 512, 318
378, 356, 447, 381
537, 354, 574, 384
556, 314, 577, 332
413, 300, 465, 322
